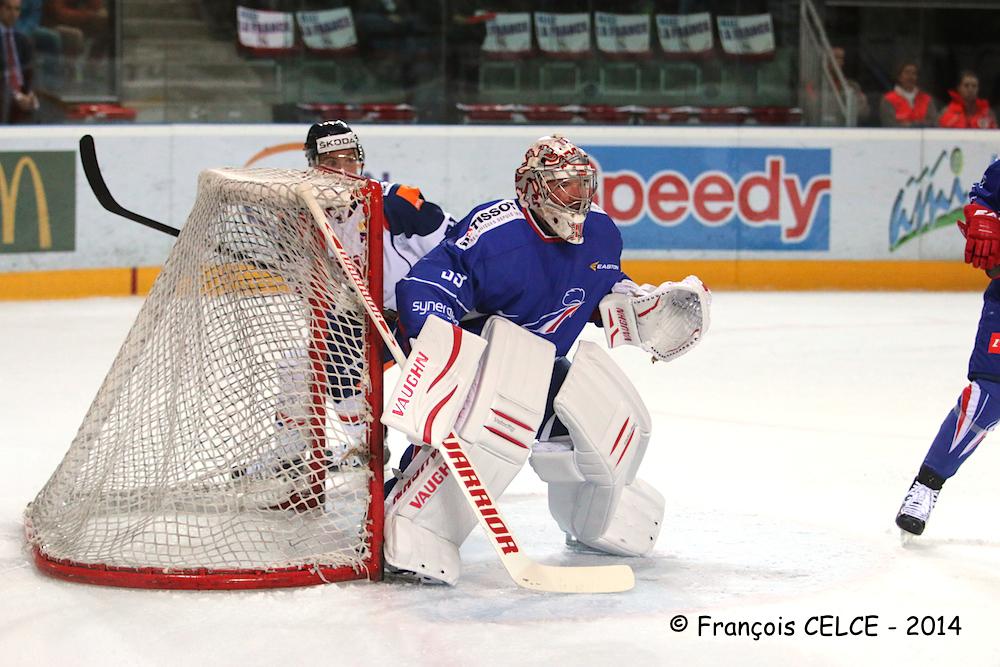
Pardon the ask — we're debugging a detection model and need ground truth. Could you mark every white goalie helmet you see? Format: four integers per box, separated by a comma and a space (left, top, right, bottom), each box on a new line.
515, 135, 597, 244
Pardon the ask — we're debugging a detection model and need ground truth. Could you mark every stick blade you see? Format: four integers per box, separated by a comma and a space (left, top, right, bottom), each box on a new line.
508, 556, 635, 593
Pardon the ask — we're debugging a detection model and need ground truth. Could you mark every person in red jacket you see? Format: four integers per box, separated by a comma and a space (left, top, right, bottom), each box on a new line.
938, 70, 998, 129
880, 61, 938, 127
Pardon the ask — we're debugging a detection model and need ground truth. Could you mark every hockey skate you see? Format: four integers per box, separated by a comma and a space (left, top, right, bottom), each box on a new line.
895, 480, 940, 536
383, 561, 449, 586
229, 412, 328, 511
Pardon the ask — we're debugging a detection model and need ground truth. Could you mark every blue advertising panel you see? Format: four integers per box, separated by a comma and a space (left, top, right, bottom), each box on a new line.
584, 145, 832, 251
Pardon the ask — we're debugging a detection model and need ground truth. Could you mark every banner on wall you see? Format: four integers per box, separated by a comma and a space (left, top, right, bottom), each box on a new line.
236, 6, 295, 53
481, 12, 532, 56
297, 8, 357, 52
655, 13, 714, 56
585, 145, 831, 251
887, 147, 1000, 255
717, 14, 775, 57
594, 13, 651, 56
535, 12, 591, 56
0, 151, 75, 254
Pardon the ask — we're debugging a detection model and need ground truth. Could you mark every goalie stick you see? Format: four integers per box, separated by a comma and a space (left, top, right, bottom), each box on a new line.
296, 183, 635, 593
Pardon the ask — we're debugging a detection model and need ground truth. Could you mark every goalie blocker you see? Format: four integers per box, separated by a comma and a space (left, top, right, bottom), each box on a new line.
382, 316, 664, 584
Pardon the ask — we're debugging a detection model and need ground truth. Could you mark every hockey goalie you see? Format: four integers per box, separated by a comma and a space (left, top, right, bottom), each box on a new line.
379, 134, 711, 584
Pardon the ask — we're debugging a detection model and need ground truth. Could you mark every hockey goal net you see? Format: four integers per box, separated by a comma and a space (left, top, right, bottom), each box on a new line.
25, 167, 385, 589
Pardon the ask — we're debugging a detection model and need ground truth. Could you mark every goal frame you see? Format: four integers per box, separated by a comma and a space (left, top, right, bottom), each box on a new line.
27, 173, 385, 590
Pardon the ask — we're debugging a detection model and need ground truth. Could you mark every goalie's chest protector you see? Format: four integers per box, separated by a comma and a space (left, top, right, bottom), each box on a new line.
459, 200, 626, 356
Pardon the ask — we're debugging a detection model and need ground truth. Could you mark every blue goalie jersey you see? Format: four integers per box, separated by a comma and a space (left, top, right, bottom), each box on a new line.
396, 198, 628, 356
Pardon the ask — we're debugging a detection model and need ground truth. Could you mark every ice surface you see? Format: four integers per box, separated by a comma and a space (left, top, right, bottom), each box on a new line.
2, 292, 999, 665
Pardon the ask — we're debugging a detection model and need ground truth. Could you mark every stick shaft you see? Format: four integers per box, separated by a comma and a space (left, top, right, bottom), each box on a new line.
79, 134, 181, 237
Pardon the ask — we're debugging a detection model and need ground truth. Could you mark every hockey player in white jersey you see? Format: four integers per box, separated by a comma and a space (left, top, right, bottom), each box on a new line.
379, 134, 712, 584
304, 119, 455, 313
241, 121, 456, 487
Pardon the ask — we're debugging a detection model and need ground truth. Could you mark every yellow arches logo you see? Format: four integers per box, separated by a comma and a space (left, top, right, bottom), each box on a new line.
0, 156, 51, 249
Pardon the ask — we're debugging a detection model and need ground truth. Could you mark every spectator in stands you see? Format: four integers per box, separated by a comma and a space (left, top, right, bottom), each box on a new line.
15, 0, 60, 90
880, 60, 937, 127
938, 70, 998, 130
44, 0, 110, 60
831, 46, 869, 124
0, 0, 38, 124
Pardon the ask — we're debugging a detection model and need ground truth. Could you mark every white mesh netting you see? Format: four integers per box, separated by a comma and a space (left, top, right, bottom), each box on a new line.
25, 167, 383, 587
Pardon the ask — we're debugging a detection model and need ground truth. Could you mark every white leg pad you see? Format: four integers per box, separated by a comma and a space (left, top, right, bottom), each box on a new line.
545, 470, 664, 557
383, 317, 555, 584
381, 314, 487, 447
383, 446, 463, 584
530, 342, 664, 557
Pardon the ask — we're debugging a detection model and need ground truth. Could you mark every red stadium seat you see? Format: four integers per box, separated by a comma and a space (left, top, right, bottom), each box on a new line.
64, 104, 138, 122
521, 105, 583, 123
699, 106, 751, 124
749, 106, 803, 125
581, 105, 635, 124
297, 103, 416, 123
455, 104, 527, 123
639, 105, 701, 124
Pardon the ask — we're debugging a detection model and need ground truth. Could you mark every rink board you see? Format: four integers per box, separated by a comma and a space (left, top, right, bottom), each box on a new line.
0, 125, 996, 296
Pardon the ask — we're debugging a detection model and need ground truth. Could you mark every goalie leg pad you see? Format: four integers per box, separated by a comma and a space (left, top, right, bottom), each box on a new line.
383, 317, 555, 583
550, 475, 665, 557
529, 341, 664, 556
383, 446, 462, 584
381, 315, 487, 447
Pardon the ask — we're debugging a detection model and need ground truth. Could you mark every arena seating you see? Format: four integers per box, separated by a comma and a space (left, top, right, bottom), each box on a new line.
456, 103, 802, 126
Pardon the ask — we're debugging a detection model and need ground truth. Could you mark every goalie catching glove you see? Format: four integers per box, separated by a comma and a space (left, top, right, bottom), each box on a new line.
600, 276, 711, 362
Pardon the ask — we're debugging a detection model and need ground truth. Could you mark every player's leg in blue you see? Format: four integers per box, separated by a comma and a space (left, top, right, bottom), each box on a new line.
896, 380, 1000, 535
896, 282, 1000, 535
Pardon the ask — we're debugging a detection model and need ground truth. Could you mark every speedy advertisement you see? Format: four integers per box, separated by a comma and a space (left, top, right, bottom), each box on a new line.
586, 145, 832, 251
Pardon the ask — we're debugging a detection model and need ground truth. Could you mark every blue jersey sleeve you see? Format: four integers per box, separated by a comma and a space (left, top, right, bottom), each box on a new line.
383, 183, 452, 238
970, 159, 1000, 211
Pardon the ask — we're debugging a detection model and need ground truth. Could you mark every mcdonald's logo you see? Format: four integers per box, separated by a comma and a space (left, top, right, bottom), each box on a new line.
0, 151, 75, 254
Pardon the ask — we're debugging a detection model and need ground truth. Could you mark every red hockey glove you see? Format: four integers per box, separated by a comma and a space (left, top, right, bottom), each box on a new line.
960, 203, 1000, 270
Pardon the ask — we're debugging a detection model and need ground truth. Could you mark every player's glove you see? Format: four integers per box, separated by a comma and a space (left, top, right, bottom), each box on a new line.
958, 203, 1000, 271
599, 276, 711, 362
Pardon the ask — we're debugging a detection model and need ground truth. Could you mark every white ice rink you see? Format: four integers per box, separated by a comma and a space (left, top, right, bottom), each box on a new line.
2, 291, 1000, 666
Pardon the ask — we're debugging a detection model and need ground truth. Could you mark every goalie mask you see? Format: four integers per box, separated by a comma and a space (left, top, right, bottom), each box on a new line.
304, 119, 366, 174
515, 135, 597, 244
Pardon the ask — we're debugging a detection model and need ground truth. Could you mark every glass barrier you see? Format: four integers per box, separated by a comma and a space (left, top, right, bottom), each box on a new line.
3, 1, 994, 128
